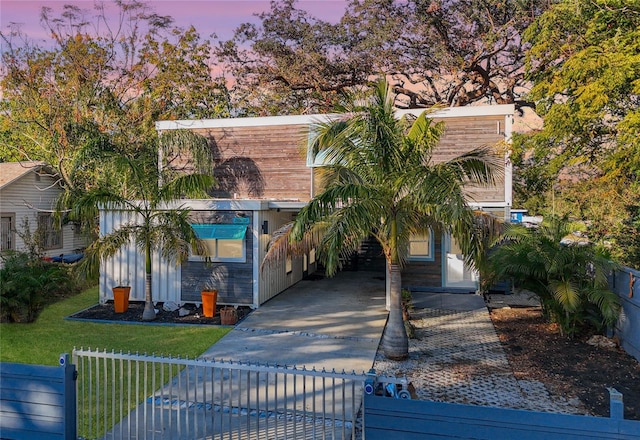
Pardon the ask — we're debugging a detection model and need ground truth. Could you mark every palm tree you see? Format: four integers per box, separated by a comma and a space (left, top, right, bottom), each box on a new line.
486, 216, 620, 337
73, 131, 215, 321
289, 79, 501, 359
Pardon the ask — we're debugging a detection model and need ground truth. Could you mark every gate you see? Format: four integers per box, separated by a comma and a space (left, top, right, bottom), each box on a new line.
73, 348, 368, 439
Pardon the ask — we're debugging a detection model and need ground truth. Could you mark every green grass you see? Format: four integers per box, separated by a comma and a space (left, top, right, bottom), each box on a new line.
0, 286, 231, 366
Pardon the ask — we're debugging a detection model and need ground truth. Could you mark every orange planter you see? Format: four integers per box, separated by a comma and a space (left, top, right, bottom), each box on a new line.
113, 286, 131, 313
201, 290, 218, 318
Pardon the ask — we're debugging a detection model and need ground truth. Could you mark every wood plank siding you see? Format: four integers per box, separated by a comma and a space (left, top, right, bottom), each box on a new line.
191, 125, 312, 201
432, 115, 506, 203
0, 162, 87, 263
402, 235, 444, 288
181, 210, 255, 306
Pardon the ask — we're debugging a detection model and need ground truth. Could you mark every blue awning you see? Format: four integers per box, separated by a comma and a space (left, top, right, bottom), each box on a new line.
192, 224, 248, 240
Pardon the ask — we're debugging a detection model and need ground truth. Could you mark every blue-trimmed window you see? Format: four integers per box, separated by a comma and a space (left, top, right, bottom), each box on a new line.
190, 224, 247, 262
408, 229, 434, 261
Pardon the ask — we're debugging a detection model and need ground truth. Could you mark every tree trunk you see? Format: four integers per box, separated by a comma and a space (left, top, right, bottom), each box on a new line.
142, 272, 156, 321
142, 243, 156, 321
382, 263, 408, 360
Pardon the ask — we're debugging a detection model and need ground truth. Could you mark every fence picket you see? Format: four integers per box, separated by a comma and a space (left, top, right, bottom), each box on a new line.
73, 348, 367, 439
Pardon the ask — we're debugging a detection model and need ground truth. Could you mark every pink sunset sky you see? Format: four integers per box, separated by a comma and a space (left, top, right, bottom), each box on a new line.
1, 0, 349, 43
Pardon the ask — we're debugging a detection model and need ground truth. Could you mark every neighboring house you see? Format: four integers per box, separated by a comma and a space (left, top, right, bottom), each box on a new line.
0, 161, 87, 263
100, 105, 514, 308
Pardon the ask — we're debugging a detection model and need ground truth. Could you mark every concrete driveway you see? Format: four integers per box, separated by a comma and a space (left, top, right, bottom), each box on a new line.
200, 270, 388, 374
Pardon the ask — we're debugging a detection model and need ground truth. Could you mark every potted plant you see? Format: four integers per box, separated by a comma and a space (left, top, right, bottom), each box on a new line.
200, 282, 218, 318
219, 306, 238, 325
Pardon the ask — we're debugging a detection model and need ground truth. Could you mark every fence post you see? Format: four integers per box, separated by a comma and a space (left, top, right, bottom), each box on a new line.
608, 387, 624, 420
60, 353, 77, 440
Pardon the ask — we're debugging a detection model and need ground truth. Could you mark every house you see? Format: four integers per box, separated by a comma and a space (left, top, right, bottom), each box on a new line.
99, 105, 514, 308
0, 161, 87, 263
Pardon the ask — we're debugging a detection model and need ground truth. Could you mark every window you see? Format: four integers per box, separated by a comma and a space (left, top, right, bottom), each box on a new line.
408, 229, 434, 261
190, 224, 247, 262
1, 215, 15, 251
286, 253, 292, 273
38, 213, 62, 250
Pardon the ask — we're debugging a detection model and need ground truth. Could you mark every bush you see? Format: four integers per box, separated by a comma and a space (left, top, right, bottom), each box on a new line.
0, 251, 83, 323
486, 216, 620, 338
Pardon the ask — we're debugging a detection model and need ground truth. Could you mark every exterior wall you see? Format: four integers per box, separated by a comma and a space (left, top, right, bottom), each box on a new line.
256, 209, 315, 305
180, 210, 255, 306
98, 200, 313, 308
402, 235, 443, 289
99, 209, 159, 304
189, 124, 312, 202
0, 170, 86, 260
143, 105, 515, 302
431, 114, 507, 203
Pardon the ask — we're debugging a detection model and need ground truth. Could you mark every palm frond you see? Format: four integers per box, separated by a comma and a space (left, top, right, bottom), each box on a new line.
549, 279, 581, 312
586, 287, 621, 326
159, 173, 216, 201
260, 222, 324, 272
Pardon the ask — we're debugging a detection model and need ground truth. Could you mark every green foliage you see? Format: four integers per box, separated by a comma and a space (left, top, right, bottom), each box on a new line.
0, 1, 230, 231
487, 217, 620, 337
514, 0, 640, 263
611, 203, 640, 268
0, 252, 79, 323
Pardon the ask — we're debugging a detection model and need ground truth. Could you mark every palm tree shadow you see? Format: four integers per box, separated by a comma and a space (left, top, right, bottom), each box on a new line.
209, 156, 265, 198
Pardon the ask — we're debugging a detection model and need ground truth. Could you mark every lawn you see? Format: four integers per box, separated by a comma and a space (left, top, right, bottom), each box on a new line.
0, 286, 231, 366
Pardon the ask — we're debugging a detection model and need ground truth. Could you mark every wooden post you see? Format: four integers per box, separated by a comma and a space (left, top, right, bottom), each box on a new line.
609, 387, 624, 420
60, 353, 77, 439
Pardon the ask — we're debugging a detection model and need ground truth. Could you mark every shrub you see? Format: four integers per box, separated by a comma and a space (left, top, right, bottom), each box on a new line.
0, 251, 82, 323
486, 216, 620, 337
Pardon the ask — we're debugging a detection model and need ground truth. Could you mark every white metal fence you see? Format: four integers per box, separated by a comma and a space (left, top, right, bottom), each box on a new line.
73, 348, 369, 440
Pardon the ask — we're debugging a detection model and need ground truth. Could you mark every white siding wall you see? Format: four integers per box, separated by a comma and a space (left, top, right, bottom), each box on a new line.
0, 172, 85, 259
257, 210, 309, 305
98, 209, 181, 305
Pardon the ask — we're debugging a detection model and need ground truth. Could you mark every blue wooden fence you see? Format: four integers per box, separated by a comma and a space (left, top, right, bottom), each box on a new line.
364, 394, 640, 439
0, 354, 76, 440
610, 267, 640, 362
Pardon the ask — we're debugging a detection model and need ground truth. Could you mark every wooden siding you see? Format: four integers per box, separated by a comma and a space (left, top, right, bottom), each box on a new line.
432, 115, 506, 203
364, 395, 640, 439
180, 210, 255, 306
192, 125, 312, 201
0, 170, 86, 259
402, 235, 443, 288
0, 355, 76, 440
257, 209, 312, 305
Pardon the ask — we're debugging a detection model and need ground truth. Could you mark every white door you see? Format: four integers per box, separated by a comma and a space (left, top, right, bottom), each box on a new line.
444, 235, 478, 289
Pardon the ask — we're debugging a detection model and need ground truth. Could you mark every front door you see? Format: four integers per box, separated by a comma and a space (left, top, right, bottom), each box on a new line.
443, 235, 478, 289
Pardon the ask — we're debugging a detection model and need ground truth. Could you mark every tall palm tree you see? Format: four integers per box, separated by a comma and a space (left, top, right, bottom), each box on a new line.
290, 79, 502, 359
73, 131, 215, 321
486, 216, 620, 337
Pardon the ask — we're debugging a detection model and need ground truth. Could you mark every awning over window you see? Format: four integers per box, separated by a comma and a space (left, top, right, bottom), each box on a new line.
192, 224, 248, 240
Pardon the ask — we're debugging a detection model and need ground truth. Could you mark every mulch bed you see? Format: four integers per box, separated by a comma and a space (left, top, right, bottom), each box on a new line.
490, 307, 640, 420
70, 301, 252, 325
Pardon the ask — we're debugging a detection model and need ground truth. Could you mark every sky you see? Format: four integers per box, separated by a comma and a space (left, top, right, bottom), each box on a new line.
1, 0, 349, 44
